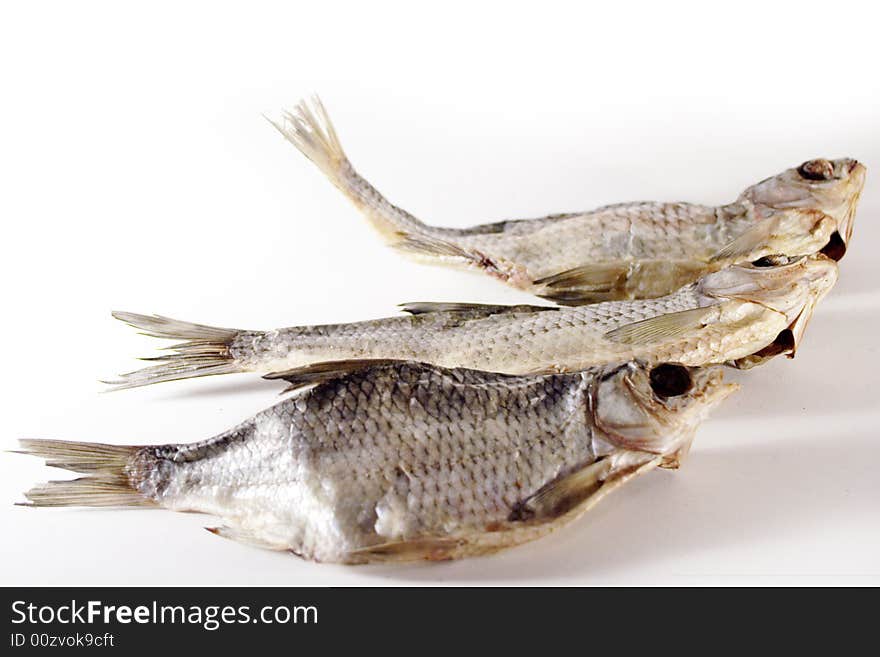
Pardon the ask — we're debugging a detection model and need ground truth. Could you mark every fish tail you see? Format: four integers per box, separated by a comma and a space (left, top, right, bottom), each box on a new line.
15, 439, 155, 508
269, 96, 449, 249
267, 95, 349, 191
106, 311, 245, 390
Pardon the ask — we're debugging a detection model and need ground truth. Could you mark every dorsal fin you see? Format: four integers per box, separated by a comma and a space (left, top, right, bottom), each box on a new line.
537, 288, 621, 305
399, 301, 556, 316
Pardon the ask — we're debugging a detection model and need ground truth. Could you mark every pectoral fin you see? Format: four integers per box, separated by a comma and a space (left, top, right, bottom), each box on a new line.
507, 459, 614, 521
603, 306, 715, 344
709, 219, 776, 263
345, 453, 661, 564
509, 453, 661, 525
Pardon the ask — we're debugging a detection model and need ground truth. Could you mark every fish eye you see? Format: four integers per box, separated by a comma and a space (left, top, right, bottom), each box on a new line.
649, 364, 693, 398
797, 159, 834, 181
820, 231, 846, 261
751, 255, 789, 267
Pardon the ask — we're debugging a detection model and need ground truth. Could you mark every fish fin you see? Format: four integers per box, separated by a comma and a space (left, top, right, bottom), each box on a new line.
345, 454, 661, 563
399, 301, 556, 315
603, 306, 714, 344
508, 458, 615, 521
506, 453, 662, 526
271, 96, 444, 251
534, 260, 712, 306
395, 234, 520, 281
537, 289, 621, 305
534, 263, 631, 305
271, 97, 530, 283
264, 359, 408, 392
106, 312, 245, 390
709, 219, 776, 263
110, 311, 239, 341
14, 439, 154, 508
461, 212, 580, 236
512, 453, 662, 522
534, 262, 631, 292
345, 537, 466, 564
394, 233, 480, 262
266, 95, 347, 187
205, 526, 289, 551
659, 437, 695, 470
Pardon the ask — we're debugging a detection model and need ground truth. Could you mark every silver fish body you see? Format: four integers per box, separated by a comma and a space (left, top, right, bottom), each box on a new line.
20, 360, 735, 563
109, 255, 838, 390
272, 97, 864, 304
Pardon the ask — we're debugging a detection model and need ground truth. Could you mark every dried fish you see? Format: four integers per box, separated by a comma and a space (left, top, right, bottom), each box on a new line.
19, 360, 735, 563
108, 255, 837, 390
270, 97, 864, 304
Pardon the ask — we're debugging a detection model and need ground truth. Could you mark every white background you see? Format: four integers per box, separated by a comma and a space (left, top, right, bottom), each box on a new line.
1, 0, 877, 586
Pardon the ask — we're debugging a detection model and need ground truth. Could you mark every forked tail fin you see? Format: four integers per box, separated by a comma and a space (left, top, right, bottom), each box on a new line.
268, 96, 436, 245
267, 95, 349, 190
106, 312, 245, 391
15, 439, 154, 508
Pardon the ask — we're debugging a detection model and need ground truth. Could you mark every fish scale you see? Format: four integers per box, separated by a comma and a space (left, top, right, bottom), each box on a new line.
20, 359, 734, 562
266, 96, 864, 305
460, 202, 730, 267
16, 97, 866, 565
108, 255, 837, 389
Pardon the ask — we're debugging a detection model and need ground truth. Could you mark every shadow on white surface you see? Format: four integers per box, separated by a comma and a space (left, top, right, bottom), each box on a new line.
2, 298, 876, 585
364, 429, 878, 583
1, 12, 878, 585
715, 308, 880, 419
10, 422, 872, 586
149, 375, 284, 401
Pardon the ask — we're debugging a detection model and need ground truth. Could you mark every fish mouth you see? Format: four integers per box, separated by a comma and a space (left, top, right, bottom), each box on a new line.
703, 256, 822, 296
663, 366, 738, 411
730, 328, 797, 369
831, 160, 865, 252
711, 381, 740, 405
700, 255, 838, 323
785, 297, 817, 355
820, 231, 846, 261
691, 367, 739, 409
775, 255, 838, 353
601, 364, 737, 452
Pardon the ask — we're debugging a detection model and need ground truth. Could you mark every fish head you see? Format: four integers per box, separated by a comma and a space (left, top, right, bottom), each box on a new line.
736, 158, 866, 260
591, 362, 737, 454
700, 254, 838, 351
